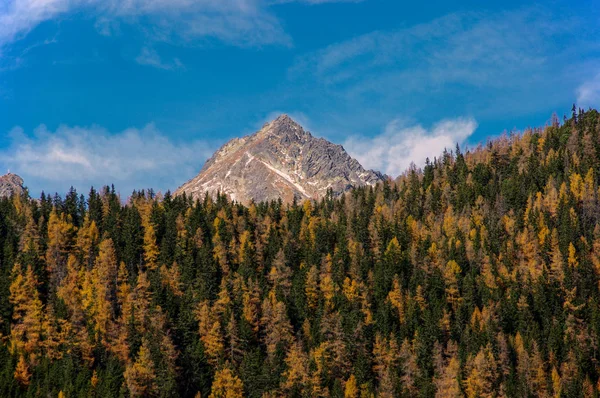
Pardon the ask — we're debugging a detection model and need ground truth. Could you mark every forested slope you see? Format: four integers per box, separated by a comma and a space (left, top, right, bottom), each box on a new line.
1, 109, 600, 397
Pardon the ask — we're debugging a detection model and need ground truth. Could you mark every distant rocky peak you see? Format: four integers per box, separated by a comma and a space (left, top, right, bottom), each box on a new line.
0, 172, 25, 198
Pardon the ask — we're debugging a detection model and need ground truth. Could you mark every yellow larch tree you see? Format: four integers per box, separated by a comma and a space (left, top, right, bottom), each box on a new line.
46, 209, 76, 287
305, 265, 320, 311
124, 338, 158, 397
281, 341, 310, 394
90, 238, 119, 345
344, 374, 359, 398
242, 278, 261, 335
548, 229, 565, 284
444, 260, 462, 310
14, 355, 31, 387
75, 216, 99, 269
387, 275, 405, 324
209, 368, 244, 398
143, 224, 159, 270
463, 343, 497, 398
319, 254, 338, 309
9, 263, 44, 360
434, 355, 461, 398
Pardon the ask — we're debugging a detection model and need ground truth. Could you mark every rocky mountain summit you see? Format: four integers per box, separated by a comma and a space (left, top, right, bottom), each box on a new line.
0, 173, 25, 198
175, 115, 384, 204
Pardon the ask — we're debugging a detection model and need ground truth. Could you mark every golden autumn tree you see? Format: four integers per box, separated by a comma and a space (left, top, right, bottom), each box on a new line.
132, 271, 153, 334
143, 224, 159, 271
201, 319, 224, 366
372, 333, 399, 386
387, 275, 405, 324
548, 229, 564, 284
14, 355, 31, 387
46, 209, 76, 287
344, 374, 359, 398
90, 238, 119, 345
305, 265, 320, 311
444, 260, 462, 309
434, 355, 461, 398
9, 263, 44, 360
242, 278, 261, 335
75, 216, 99, 269
209, 368, 244, 398
319, 254, 338, 309
124, 338, 158, 397
463, 343, 497, 398
281, 341, 310, 394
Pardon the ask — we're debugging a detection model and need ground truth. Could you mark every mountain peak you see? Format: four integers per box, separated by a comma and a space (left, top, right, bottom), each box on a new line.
272, 114, 296, 125
175, 118, 384, 204
259, 114, 309, 142
0, 173, 25, 198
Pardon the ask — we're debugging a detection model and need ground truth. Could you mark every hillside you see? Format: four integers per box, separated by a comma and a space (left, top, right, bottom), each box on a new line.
0, 109, 599, 397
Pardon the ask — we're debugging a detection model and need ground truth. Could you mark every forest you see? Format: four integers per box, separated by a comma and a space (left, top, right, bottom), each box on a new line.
1, 108, 600, 397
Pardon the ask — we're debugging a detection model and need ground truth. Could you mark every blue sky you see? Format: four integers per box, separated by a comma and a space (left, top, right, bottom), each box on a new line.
0, 0, 599, 196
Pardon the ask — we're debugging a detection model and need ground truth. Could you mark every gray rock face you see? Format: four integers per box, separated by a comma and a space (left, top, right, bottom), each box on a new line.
0, 173, 24, 198
175, 115, 384, 204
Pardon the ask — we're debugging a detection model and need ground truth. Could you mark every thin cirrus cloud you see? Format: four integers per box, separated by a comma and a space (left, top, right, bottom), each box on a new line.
343, 118, 478, 177
290, 7, 599, 118
0, 124, 215, 196
0, 0, 362, 51
136, 47, 184, 70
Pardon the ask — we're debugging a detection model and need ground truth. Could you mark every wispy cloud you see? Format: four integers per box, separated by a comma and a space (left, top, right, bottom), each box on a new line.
0, 123, 216, 196
0, 0, 288, 49
293, 9, 564, 87
136, 47, 184, 70
343, 118, 478, 176
0, 0, 363, 51
289, 7, 600, 120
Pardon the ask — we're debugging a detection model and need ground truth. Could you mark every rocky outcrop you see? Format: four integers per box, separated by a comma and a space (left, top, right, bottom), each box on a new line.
0, 173, 25, 198
175, 115, 384, 204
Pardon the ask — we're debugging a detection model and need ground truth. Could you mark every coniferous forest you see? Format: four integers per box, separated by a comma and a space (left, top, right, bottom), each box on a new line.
3, 109, 600, 397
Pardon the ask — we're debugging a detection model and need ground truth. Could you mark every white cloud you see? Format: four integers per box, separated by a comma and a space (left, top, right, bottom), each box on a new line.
0, 123, 215, 196
0, 0, 288, 49
343, 117, 477, 177
0, 0, 363, 50
136, 47, 184, 70
577, 72, 600, 109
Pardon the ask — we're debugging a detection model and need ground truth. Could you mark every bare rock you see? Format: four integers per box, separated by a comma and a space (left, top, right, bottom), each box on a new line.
0, 173, 25, 198
175, 115, 384, 204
